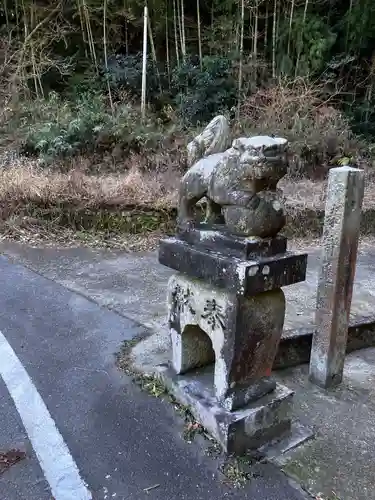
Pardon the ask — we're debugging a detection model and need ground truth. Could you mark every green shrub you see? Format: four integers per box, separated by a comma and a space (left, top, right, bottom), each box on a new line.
20, 91, 164, 163
276, 13, 336, 77
105, 53, 167, 105
171, 55, 237, 125
63, 70, 106, 101
344, 96, 375, 139
71, 54, 238, 127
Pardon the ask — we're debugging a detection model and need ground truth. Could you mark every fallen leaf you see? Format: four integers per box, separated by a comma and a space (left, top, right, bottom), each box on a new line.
0, 450, 26, 475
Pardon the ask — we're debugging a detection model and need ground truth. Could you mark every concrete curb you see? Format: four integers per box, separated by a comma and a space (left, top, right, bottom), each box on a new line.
275, 315, 375, 369
285, 207, 375, 238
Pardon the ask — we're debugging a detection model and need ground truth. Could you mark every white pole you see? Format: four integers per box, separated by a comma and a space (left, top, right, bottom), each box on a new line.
141, 5, 148, 121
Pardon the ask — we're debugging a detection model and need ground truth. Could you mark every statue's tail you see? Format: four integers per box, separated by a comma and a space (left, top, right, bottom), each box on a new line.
186, 115, 231, 167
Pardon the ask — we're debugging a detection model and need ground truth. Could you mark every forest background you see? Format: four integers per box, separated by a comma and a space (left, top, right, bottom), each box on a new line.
0, 0, 374, 247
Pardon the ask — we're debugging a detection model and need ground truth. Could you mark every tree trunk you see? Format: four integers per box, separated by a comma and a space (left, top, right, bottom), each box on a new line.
287, 0, 295, 58
253, 0, 258, 58
103, 0, 114, 112
180, 0, 186, 59
173, 0, 180, 66
237, 0, 245, 120
141, 5, 148, 121
295, 0, 309, 77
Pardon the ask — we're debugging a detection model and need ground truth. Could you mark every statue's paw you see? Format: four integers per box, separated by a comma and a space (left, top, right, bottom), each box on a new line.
271, 199, 283, 214
177, 219, 196, 231
246, 195, 261, 210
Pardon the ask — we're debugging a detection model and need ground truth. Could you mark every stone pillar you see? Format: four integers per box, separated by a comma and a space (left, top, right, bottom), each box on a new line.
309, 166, 365, 389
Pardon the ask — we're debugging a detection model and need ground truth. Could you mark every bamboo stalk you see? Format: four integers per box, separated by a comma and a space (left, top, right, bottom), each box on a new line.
237, 0, 245, 120
166, 1, 170, 83
176, 0, 182, 56
295, 0, 309, 77
272, 0, 277, 78
210, 0, 214, 55
253, 0, 258, 58
76, 0, 88, 58
29, 3, 43, 98
141, 5, 148, 122
264, 2, 269, 54
147, 15, 157, 65
197, 0, 203, 70
15, 0, 19, 27
235, 0, 240, 56
287, 0, 295, 58
3, 0, 9, 27
180, 0, 186, 59
124, 0, 129, 55
147, 10, 163, 94
173, 0, 180, 66
365, 53, 375, 124
249, 6, 252, 51
82, 0, 98, 72
103, 0, 114, 113
30, 4, 39, 97
276, 0, 281, 48
345, 0, 353, 52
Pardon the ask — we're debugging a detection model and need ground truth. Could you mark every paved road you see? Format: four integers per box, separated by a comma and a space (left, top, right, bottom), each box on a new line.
0, 255, 308, 500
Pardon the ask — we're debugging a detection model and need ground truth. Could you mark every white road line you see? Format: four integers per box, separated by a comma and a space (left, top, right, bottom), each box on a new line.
0, 330, 92, 500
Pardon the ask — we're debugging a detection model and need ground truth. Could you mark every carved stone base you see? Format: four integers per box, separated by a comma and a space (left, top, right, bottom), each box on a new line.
155, 364, 296, 455
168, 273, 285, 411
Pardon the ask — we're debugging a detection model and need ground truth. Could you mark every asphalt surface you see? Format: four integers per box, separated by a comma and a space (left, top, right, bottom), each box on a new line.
0, 254, 308, 500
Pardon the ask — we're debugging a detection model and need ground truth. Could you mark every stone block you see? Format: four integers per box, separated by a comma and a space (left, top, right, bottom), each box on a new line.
156, 364, 295, 455
159, 237, 307, 297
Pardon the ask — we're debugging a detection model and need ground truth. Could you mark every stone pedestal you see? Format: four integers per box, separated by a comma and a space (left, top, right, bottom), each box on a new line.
159, 226, 308, 452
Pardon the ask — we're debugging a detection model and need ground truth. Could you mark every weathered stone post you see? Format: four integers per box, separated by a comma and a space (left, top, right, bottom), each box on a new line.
309, 166, 365, 389
158, 128, 308, 454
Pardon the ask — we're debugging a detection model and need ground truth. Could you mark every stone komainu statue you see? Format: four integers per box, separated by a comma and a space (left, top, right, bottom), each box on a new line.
179, 117, 289, 238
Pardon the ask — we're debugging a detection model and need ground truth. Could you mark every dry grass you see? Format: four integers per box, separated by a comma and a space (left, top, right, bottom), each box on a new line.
0, 157, 179, 248
1, 158, 375, 248
281, 176, 375, 211
281, 178, 326, 210
0, 160, 179, 213
5, 158, 375, 219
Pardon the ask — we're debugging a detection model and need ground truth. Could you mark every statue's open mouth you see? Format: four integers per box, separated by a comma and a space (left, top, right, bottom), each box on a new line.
240, 152, 288, 167
262, 153, 289, 164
